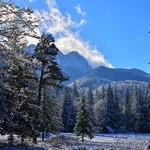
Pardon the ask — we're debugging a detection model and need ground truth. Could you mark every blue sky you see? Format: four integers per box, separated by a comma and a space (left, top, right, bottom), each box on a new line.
14, 0, 150, 73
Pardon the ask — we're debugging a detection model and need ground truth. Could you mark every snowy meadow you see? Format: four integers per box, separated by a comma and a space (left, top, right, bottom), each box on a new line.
0, 133, 150, 150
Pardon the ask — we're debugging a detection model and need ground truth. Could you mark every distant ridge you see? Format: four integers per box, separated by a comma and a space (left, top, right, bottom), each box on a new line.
69, 66, 150, 89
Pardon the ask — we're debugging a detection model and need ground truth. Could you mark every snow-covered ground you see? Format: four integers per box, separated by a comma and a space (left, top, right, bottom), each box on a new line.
0, 133, 150, 150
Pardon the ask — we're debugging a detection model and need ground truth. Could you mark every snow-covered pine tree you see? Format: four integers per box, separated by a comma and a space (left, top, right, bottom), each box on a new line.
62, 87, 76, 132
0, 0, 39, 144
34, 33, 69, 141
0, 33, 39, 144
122, 88, 132, 131
94, 89, 101, 103
72, 81, 79, 124
93, 85, 107, 130
72, 82, 79, 100
0, 0, 37, 53
131, 86, 144, 132
106, 84, 116, 128
40, 86, 63, 140
87, 83, 94, 106
87, 83, 95, 126
142, 82, 150, 132
113, 88, 121, 129
15, 64, 39, 142
74, 92, 95, 142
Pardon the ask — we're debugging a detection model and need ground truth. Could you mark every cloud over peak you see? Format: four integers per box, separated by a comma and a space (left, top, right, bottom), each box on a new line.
34, 0, 113, 68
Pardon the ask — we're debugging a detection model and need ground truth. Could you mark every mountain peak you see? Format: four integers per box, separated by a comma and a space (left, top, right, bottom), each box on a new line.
56, 51, 93, 83
57, 51, 93, 73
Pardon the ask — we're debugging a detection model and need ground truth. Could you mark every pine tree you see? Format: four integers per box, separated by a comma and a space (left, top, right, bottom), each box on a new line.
74, 92, 95, 142
122, 88, 132, 131
72, 81, 80, 103
142, 82, 150, 132
40, 87, 62, 140
106, 84, 115, 128
87, 84, 95, 125
72, 81, 79, 124
62, 87, 76, 132
0, 0, 37, 55
0, 53, 39, 144
16, 64, 39, 142
0, 0, 38, 144
132, 87, 144, 132
34, 33, 69, 141
94, 86, 107, 129
113, 88, 121, 129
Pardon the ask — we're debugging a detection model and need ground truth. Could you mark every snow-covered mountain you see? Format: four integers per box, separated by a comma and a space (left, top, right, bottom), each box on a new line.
57, 51, 92, 73
56, 51, 93, 83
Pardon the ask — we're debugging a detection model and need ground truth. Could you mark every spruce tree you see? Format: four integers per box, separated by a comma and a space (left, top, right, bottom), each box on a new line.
72, 81, 79, 125
74, 92, 95, 142
17, 64, 39, 142
87, 84, 95, 125
0, 0, 38, 144
40, 86, 62, 140
142, 82, 150, 132
132, 87, 144, 132
94, 86, 107, 129
62, 87, 76, 132
106, 84, 115, 128
122, 88, 132, 131
113, 88, 121, 129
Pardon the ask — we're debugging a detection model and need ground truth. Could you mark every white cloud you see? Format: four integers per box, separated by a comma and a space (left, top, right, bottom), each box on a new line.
34, 0, 113, 68
55, 34, 112, 68
29, 0, 36, 2
74, 4, 86, 17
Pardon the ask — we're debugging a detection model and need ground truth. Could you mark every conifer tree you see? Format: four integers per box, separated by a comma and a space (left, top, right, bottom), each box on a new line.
34, 33, 69, 141
14, 64, 39, 142
106, 84, 115, 127
87, 84, 95, 125
122, 89, 132, 131
62, 87, 76, 132
0, 0, 38, 144
132, 87, 144, 132
74, 92, 95, 142
142, 82, 150, 132
40, 86, 62, 140
113, 88, 121, 129
94, 86, 107, 129
72, 81, 80, 103
87, 83, 94, 106
72, 81, 79, 124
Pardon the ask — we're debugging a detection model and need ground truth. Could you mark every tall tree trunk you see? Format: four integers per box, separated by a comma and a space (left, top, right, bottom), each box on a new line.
42, 132, 45, 141
8, 133, 13, 146
42, 89, 46, 141
37, 66, 44, 106
81, 133, 84, 142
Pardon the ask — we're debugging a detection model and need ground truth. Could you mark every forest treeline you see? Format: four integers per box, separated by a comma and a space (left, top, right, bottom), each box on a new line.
0, 0, 149, 145
60, 82, 150, 134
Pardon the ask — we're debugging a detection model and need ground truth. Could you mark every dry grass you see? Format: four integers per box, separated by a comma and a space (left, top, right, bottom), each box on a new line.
46, 134, 79, 146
